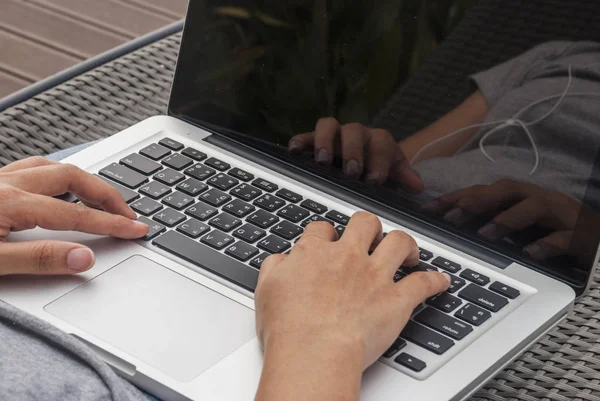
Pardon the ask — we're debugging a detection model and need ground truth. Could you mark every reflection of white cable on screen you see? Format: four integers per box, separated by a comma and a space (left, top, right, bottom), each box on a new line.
409, 63, 600, 175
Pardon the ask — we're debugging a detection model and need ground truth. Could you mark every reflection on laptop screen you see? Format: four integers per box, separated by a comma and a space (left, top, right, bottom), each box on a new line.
169, 0, 600, 290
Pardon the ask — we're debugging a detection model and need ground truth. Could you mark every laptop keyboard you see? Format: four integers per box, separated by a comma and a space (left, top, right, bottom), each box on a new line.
92, 137, 524, 379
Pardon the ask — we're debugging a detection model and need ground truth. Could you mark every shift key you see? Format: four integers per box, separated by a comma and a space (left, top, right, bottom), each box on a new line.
99, 163, 148, 189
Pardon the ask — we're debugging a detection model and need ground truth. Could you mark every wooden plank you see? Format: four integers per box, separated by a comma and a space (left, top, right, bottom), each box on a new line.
120, 0, 188, 19
28, 0, 176, 37
0, 70, 31, 100
0, 0, 125, 58
0, 29, 80, 81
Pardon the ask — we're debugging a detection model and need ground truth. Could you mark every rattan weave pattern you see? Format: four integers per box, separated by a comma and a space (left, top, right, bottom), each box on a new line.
1, 3, 600, 399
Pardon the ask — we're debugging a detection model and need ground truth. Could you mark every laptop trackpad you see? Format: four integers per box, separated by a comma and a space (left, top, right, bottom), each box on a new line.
44, 255, 256, 382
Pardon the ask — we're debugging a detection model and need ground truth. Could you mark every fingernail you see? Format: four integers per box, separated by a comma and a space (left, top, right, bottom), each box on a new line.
67, 248, 95, 271
366, 171, 382, 184
345, 159, 359, 176
316, 148, 329, 163
289, 140, 301, 152
444, 208, 464, 225
524, 244, 546, 260
134, 221, 149, 232
442, 273, 452, 284
478, 223, 498, 240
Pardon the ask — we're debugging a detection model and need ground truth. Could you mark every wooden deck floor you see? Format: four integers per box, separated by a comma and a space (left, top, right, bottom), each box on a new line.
0, 0, 187, 99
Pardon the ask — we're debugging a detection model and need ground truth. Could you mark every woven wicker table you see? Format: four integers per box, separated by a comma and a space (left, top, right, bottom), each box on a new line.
1, 31, 600, 401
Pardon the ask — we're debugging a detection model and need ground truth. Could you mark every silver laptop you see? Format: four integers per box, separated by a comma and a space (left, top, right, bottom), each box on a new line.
0, 2, 595, 400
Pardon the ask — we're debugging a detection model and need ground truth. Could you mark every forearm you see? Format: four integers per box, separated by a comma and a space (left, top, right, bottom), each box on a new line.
399, 90, 489, 162
255, 335, 363, 401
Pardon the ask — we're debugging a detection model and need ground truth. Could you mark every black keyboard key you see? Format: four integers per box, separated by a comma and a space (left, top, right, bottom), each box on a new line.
419, 248, 434, 261
395, 353, 426, 372
139, 181, 171, 199
460, 269, 490, 286
415, 307, 473, 340
225, 242, 260, 262
205, 157, 230, 171
131, 197, 163, 216
231, 184, 262, 201
489, 281, 520, 299
247, 209, 280, 228
158, 137, 184, 151
200, 229, 235, 250
140, 143, 171, 160
258, 234, 291, 254
431, 257, 461, 273
454, 303, 491, 326
426, 292, 462, 313
300, 199, 327, 214
459, 284, 508, 312
276, 188, 302, 203
278, 204, 311, 223
335, 225, 346, 237
98, 176, 140, 203
252, 178, 278, 192
154, 168, 185, 186
153, 208, 186, 227
184, 164, 216, 180
209, 213, 242, 232
325, 210, 349, 225
401, 321, 454, 355
221, 199, 254, 218
181, 147, 207, 161
100, 163, 148, 189
120, 153, 162, 175
250, 252, 271, 269
412, 303, 425, 315
300, 214, 335, 227
176, 219, 210, 239
271, 221, 303, 240
185, 201, 218, 221
233, 224, 266, 243
162, 153, 194, 170
137, 216, 166, 241
208, 173, 239, 191
200, 188, 232, 207
228, 167, 254, 182
383, 338, 407, 358
393, 270, 406, 282
447, 275, 467, 294
405, 262, 438, 275
253, 194, 286, 212
154, 231, 257, 291
176, 178, 208, 196
162, 192, 195, 210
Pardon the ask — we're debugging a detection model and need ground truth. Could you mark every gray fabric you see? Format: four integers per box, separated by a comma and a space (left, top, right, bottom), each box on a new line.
0, 301, 152, 401
414, 41, 600, 209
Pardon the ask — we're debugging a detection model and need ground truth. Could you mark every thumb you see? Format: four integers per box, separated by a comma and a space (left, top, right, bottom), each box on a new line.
0, 241, 95, 276
391, 149, 424, 193
394, 271, 451, 311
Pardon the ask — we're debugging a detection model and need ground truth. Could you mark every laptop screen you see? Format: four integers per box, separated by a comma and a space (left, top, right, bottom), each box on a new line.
169, 0, 600, 291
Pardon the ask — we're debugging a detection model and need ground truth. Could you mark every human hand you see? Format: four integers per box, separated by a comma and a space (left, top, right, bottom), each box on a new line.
0, 157, 148, 275
422, 179, 583, 261
288, 118, 424, 192
255, 212, 450, 369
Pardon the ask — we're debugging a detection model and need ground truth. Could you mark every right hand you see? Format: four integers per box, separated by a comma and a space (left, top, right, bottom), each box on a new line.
288, 118, 424, 193
0, 156, 148, 276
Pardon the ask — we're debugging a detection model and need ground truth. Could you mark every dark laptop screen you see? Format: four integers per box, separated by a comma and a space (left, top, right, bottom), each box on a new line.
169, 0, 600, 292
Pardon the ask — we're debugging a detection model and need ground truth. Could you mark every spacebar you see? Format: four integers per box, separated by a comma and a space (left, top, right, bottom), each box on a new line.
153, 231, 259, 292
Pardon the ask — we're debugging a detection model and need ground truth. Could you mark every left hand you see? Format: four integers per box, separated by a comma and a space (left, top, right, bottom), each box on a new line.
422, 179, 584, 261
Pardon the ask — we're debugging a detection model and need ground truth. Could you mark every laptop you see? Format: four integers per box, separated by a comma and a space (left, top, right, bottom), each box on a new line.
0, 1, 597, 400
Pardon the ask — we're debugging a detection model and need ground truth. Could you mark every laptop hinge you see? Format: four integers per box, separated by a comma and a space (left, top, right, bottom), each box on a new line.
204, 135, 511, 270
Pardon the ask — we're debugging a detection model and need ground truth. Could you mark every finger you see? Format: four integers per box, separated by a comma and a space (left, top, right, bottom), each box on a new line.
370, 230, 419, 276
364, 129, 396, 185
394, 271, 451, 311
340, 123, 366, 177
301, 221, 338, 242
477, 198, 546, 241
288, 132, 314, 153
313, 117, 340, 164
11, 193, 148, 239
1, 164, 136, 219
0, 241, 95, 276
341, 211, 384, 250
524, 231, 572, 261
0, 156, 56, 173
389, 146, 424, 193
